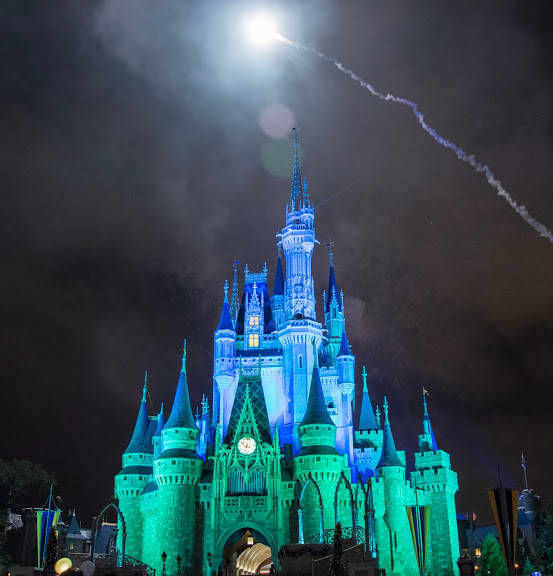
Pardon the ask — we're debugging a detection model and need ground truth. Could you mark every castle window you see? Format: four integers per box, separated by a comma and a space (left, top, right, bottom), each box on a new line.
70, 543, 74, 550
249, 316, 260, 326
139, 476, 143, 481
248, 334, 259, 347
298, 356, 302, 368
475, 548, 481, 558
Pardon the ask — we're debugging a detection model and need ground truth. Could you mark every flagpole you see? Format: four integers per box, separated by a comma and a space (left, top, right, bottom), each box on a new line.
497, 465, 513, 576
521, 452, 528, 491
42, 484, 53, 568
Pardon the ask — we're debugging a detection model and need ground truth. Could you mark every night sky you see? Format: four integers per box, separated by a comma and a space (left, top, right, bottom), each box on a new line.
2, 0, 552, 524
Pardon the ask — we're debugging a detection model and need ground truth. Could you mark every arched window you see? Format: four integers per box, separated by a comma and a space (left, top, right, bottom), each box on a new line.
299, 356, 303, 369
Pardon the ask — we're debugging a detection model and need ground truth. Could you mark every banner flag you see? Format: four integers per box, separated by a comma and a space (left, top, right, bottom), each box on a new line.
406, 505, 429, 572
36, 510, 61, 567
488, 488, 519, 575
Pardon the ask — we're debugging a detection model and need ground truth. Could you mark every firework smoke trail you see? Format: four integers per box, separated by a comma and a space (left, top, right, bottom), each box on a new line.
277, 35, 553, 244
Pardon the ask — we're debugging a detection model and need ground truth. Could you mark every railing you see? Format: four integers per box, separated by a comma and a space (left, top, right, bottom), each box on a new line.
305, 526, 366, 547
122, 554, 156, 576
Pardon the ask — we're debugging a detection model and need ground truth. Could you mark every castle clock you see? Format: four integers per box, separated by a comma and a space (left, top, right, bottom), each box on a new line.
237, 436, 256, 455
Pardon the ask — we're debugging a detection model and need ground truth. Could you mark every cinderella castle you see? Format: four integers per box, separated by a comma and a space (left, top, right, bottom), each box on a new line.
114, 131, 460, 576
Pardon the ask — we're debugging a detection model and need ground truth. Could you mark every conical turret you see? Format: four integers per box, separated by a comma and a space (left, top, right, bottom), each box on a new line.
164, 342, 197, 432
297, 347, 338, 454
216, 280, 234, 332
359, 367, 377, 430
324, 247, 346, 360
124, 383, 150, 454
377, 397, 404, 469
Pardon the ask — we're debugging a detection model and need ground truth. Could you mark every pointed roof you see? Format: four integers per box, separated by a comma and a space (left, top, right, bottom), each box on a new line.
224, 370, 272, 445
290, 127, 302, 211
124, 384, 150, 454
359, 367, 377, 430
217, 280, 235, 331
273, 250, 284, 296
337, 330, 352, 357
377, 397, 404, 468
154, 404, 165, 438
326, 251, 342, 314
165, 342, 197, 431
300, 364, 335, 428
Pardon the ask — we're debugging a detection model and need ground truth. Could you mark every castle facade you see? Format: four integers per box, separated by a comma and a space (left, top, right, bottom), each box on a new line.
114, 132, 460, 576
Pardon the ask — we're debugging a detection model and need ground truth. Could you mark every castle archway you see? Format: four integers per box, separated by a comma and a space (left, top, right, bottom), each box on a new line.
216, 523, 276, 576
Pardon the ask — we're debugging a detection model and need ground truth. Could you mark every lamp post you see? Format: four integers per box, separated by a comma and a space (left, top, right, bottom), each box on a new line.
176, 554, 182, 576
161, 551, 167, 576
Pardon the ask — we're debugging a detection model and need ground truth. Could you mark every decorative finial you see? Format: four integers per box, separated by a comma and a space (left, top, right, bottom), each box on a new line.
245, 263, 249, 275
383, 396, 389, 425
362, 366, 367, 391
224, 279, 229, 300
277, 243, 281, 257
326, 240, 335, 266
375, 405, 381, 428
142, 377, 147, 402
181, 339, 187, 371
195, 406, 200, 421
263, 262, 267, 274
201, 394, 209, 416
423, 387, 429, 416
160, 402, 164, 415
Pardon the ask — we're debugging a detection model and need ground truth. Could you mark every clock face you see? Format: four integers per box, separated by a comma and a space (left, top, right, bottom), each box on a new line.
238, 436, 256, 455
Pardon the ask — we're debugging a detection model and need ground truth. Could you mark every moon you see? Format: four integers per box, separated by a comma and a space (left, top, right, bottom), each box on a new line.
246, 16, 279, 45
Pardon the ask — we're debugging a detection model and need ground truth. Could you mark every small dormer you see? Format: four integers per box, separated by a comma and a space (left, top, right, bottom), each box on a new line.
244, 282, 264, 349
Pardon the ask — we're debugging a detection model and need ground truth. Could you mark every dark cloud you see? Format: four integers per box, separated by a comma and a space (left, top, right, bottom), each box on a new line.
1, 0, 552, 522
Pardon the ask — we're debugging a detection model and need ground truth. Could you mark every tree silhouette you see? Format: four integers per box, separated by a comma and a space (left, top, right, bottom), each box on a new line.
329, 522, 346, 576
43, 527, 58, 576
480, 534, 508, 576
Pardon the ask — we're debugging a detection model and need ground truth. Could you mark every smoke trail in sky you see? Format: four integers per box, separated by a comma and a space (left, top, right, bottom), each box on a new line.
278, 36, 553, 244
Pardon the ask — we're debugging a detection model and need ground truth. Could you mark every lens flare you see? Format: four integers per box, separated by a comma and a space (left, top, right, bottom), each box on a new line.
246, 16, 279, 45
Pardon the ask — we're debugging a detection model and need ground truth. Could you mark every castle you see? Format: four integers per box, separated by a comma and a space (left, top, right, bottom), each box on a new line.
114, 131, 460, 576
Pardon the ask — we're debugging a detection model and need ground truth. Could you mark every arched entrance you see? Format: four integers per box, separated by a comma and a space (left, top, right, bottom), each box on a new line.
216, 524, 276, 576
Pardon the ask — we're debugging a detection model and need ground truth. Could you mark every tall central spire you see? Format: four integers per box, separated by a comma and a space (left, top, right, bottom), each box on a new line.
290, 127, 302, 211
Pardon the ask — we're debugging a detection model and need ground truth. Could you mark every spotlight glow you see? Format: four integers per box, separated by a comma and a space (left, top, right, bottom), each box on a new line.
246, 16, 279, 45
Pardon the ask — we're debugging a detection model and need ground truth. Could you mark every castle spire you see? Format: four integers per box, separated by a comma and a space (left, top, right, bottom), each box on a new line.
359, 366, 377, 430
230, 260, 239, 323
216, 280, 234, 331
124, 383, 150, 454
300, 347, 335, 428
419, 388, 438, 452
290, 127, 302, 211
377, 397, 404, 468
326, 245, 341, 314
165, 340, 197, 430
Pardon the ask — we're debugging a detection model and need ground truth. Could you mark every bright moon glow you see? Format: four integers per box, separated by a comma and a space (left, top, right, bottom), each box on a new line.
246, 16, 279, 45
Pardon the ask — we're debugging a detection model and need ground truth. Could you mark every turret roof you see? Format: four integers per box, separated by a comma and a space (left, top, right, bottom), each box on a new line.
377, 398, 404, 468
217, 281, 235, 331
359, 367, 378, 430
337, 330, 352, 357
165, 342, 197, 431
326, 264, 342, 313
124, 385, 150, 454
273, 253, 284, 296
300, 365, 335, 428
